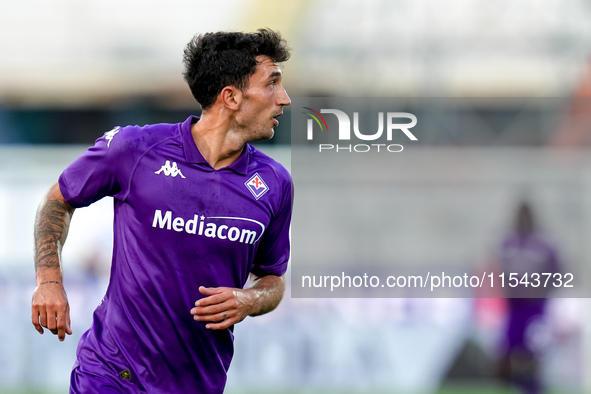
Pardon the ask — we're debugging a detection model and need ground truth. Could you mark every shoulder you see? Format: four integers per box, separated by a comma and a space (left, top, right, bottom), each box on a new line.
247, 144, 291, 184
246, 145, 293, 207
103, 122, 180, 153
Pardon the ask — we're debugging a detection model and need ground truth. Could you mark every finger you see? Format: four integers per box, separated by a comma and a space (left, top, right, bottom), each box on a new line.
46, 307, 58, 334
31, 308, 44, 335
39, 308, 48, 331
56, 309, 67, 341
199, 286, 223, 296
195, 290, 231, 307
191, 299, 236, 315
65, 305, 72, 335
191, 299, 233, 316
205, 318, 234, 330
194, 309, 233, 323
197, 286, 228, 300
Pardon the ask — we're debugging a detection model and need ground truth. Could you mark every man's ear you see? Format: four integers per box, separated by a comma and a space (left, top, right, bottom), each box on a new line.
220, 86, 242, 111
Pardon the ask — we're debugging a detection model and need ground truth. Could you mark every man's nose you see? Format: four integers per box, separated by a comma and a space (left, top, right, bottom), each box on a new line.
278, 86, 291, 106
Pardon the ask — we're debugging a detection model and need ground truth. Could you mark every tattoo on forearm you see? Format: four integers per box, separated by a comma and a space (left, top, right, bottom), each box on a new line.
40, 281, 60, 285
34, 195, 74, 271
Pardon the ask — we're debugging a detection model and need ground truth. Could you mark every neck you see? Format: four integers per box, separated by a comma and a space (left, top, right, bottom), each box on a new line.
191, 111, 246, 170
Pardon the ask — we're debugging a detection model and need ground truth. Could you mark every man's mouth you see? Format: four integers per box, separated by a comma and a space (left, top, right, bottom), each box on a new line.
272, 112, 283, 126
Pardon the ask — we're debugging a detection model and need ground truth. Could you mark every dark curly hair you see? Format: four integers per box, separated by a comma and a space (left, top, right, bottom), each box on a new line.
182, 28, 291, 110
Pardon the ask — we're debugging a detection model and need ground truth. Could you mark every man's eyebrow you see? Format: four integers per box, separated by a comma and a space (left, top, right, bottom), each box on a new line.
268, 71, 282, 79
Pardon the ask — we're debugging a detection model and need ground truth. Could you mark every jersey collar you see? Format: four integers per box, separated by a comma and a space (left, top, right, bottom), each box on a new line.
181, 115, 251, 175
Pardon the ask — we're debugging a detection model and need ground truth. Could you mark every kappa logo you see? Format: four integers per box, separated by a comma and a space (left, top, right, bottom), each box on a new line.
105, 127, 121, 148
155, 160, 186, 178
245, 173, 269, 200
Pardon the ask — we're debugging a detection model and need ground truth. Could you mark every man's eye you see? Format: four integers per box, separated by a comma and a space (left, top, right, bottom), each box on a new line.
269, 81, 275, 87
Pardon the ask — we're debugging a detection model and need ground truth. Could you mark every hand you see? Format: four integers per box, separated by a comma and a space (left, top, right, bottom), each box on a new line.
31, 282, 72, 341
190, 286, 256, 330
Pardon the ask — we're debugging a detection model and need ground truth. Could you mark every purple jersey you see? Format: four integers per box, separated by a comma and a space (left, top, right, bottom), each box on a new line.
60, 116, 292, 393
499, 232, 560, 299
499, 232, 560, 349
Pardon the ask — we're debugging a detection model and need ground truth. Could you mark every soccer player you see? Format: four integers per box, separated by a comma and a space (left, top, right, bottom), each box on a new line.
31, 29, 293, 393
497, 201, 561, 394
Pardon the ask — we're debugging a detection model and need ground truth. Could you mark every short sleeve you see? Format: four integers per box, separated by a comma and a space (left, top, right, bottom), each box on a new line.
59, 126, 131, 208
250, 176, 293, 277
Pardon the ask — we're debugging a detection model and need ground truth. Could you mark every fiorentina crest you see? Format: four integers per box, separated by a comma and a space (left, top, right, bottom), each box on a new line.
244, 173, 269, 200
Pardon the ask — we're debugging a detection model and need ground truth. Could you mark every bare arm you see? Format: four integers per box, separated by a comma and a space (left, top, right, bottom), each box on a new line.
31, 182, 75, 341
190, 273, 286, 330
245, 273, 286, 316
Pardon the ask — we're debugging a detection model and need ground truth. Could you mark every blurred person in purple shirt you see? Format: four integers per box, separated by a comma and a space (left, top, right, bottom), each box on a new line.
497, 201, 561, 394
31, 29, 293, 394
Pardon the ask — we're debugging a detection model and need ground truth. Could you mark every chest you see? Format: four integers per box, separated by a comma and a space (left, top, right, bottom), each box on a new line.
125, 149, 275, 245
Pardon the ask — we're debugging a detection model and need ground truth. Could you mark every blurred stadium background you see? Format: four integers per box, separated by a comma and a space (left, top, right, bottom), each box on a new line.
2, 0, 591, 393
